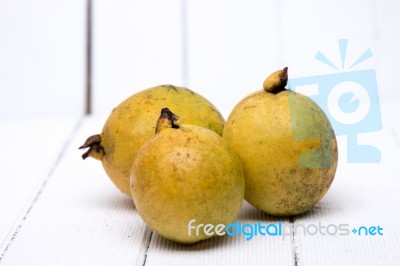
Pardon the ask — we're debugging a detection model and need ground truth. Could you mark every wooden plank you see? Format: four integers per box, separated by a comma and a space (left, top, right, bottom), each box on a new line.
92, 0, 184, 114
0, 117, 80, 257
0, 0, 86, 258
0, 0, 85, 117
0, 116, 150, 265
186, 0, 284, 117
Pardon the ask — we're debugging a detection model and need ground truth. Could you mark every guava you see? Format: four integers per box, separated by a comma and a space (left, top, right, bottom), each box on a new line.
223, 67, 338, 216
131, 108, 244, 243
79, 85, 225, 196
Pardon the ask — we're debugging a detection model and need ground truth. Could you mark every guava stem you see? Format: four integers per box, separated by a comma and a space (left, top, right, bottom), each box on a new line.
263, 67, 288, 94
79, 134, 104, 160
155, 108, 181, 133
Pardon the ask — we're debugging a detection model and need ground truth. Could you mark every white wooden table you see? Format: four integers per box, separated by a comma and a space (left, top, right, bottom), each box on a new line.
1, 1, 400, 265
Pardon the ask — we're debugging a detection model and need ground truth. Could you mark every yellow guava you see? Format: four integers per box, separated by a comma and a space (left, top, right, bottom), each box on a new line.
223, 68, 338, 216
80, 85, 225, 196
131, 108, 244, 243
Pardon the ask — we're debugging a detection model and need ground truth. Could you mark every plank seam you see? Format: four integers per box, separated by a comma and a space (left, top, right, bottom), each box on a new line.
0, 118, 85, 262
141, 230, 153, 266
290, 217, 299, 266
85, 0, 92, 115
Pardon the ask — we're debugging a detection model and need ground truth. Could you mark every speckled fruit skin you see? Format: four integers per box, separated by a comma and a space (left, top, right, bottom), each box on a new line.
131, 124, 244, 244
223, 89, 338, 216
85, 85, 225, 196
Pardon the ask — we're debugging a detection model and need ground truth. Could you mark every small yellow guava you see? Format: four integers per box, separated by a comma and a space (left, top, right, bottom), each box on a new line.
131, 108, 244, 243
79, 85, 225, 196
223, 68, 338, 216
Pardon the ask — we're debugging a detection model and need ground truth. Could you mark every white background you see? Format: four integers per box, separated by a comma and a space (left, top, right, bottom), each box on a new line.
1, 0, 399, 265
2, 0, 399, 118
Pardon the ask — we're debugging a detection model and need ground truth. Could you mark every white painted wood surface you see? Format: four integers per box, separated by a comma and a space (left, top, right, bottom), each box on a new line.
93, 0, 184, 114
185, 0, 284, 115
0, 0, 85, 117
0, 117, 80, 256
1, 113, 399, 266
1, 0, 400, 265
